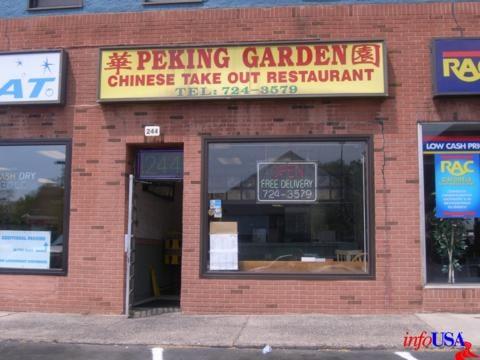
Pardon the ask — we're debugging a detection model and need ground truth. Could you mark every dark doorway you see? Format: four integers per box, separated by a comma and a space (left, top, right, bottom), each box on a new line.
129, 148, 183, 317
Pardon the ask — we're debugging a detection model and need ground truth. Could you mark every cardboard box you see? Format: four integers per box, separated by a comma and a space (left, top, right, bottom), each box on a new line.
210, 221, 238, 234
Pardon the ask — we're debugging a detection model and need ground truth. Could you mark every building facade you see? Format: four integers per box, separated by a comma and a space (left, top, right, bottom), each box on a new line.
0, 0, 479, 315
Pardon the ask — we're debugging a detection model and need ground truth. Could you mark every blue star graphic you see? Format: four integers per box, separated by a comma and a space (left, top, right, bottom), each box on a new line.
16, 59, 23, 66
41, 58, 54, 73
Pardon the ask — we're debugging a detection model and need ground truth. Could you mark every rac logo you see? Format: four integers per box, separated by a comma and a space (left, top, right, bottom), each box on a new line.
443, 57, 480, 83
440, 160, 474, 176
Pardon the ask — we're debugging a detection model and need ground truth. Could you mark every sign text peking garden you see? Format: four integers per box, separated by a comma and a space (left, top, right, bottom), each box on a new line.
98, 41, 387, 101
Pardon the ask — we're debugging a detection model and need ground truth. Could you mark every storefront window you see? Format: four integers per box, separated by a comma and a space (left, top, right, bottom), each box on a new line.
421, 123, 480, 284
0, 141, 70, 274
203, 138, 372, 277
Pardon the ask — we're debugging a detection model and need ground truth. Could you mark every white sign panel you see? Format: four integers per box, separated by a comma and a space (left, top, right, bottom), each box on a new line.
209, 233, 238, 270
0, 230, 51, 269
144, 125, 160, 137
0, 51, 65, 105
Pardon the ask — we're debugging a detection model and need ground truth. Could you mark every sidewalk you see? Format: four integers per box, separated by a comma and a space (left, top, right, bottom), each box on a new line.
0, 311, 478, 350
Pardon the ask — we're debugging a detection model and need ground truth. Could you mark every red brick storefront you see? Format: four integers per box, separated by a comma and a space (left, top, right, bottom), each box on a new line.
0, 2, 479, 315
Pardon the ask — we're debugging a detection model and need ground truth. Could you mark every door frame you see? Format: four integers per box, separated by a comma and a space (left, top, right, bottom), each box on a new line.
125, 174, 135, 316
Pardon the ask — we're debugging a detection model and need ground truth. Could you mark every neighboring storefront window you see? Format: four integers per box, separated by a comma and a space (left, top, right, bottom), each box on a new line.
421, 123, 480, 284
203, 138, 373, 277
28, 0, 82, 9
0, 141, 70, 274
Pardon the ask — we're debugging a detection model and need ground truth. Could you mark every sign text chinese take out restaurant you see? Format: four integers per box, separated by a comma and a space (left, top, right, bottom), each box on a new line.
98, 41, 387, 101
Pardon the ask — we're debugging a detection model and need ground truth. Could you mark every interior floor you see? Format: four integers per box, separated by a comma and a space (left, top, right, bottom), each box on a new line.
134, 297, 180, 309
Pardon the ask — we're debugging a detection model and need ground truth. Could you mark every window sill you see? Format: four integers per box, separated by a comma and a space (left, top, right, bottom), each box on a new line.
202, 270, 375, 281
27, 5, 83, 11
424, 284, 480, 289
0, 269, 67, 276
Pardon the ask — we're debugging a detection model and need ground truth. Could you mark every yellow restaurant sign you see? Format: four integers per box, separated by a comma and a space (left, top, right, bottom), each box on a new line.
98, 41, 387, 101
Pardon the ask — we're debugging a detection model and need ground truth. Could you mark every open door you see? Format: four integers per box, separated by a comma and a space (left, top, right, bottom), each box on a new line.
125, 174, 136, 317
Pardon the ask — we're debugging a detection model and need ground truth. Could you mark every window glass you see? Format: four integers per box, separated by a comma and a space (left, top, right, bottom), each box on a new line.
422, 123, 480, 284
205, 139, 371, 276
29, 0, 82, 9
0, 143, 69, 272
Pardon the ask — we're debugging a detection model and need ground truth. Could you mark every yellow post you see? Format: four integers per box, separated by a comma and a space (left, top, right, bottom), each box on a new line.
149, 266, 161, 297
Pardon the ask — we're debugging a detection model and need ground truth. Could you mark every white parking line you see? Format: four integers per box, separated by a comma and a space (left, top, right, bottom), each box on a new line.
395, 352, 420, 360
151, 347, 164, 360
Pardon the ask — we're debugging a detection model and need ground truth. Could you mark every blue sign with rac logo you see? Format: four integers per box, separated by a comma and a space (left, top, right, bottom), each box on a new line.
433, 38, 480, 96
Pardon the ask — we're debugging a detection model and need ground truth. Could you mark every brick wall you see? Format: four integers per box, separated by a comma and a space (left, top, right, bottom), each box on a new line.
0, 2, 479, 314
1, 0, 464, 19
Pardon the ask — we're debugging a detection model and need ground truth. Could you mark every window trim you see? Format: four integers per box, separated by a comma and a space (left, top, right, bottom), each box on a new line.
27, 0, 83, 11
0, 138, 71, 276
200, 135, 375, 280
418, 123, 428, 286
143, 0, 202, 5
